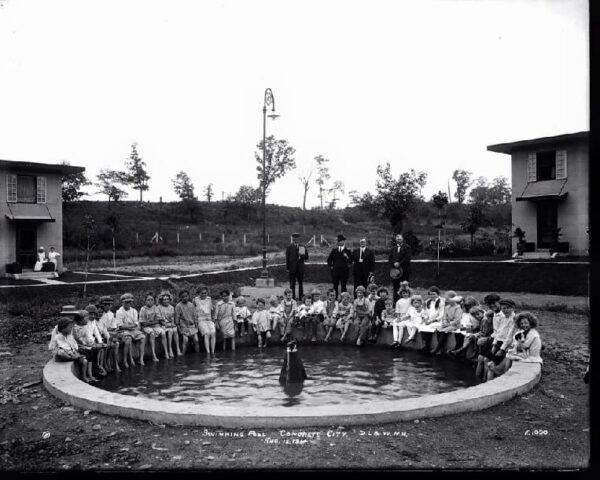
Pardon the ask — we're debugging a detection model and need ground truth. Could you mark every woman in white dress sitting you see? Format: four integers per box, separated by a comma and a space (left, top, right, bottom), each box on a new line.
33, 246, 48, 272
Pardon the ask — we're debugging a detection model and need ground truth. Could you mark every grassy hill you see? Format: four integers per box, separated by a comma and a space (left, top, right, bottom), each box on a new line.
63, 200, 512, 262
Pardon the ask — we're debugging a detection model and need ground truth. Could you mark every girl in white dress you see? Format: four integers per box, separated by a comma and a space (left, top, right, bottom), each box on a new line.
399, 295, 429, 344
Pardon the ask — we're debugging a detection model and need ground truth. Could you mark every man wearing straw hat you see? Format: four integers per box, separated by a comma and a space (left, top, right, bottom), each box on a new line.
389, 233, 412, 303
286, 233, 309, 300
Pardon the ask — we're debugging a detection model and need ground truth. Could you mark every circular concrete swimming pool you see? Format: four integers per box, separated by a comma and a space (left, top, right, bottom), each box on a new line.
43, 345, 542, 427
96, 346, 478, 408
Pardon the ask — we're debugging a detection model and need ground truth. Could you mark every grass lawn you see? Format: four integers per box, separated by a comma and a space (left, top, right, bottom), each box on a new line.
0, 290, 589, 471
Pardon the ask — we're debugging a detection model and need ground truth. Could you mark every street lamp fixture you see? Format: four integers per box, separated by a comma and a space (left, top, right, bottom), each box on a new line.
257, 88, 279, 287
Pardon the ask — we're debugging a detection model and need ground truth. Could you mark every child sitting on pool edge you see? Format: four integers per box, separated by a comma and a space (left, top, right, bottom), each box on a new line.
214, 289, 236, 351
49, 317, 93, 383
252, 298, 271, 348
175, 289, 200, 354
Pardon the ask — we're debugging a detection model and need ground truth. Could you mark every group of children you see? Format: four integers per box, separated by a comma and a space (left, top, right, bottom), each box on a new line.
49, 282, 543, 384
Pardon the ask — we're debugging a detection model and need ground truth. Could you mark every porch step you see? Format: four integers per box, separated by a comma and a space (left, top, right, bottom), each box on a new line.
520, 250, 552, 260
5, 271, 56, 281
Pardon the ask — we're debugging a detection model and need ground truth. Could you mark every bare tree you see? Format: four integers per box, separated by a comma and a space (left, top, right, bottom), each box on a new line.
298, 169, 313, 210
314, 155, 330, 209
203, 183, 214, 202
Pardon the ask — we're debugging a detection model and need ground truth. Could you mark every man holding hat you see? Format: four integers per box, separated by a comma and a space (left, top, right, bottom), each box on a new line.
286, 233, 309, 300
327, 234, 353, 298
389, 233, 412, 303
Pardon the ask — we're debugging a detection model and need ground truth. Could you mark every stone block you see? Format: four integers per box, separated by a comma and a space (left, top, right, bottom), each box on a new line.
255, 277, 276, 288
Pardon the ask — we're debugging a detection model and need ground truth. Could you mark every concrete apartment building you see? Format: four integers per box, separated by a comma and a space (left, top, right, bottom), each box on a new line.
1, 160, 85, 275
487, 131, 589, 257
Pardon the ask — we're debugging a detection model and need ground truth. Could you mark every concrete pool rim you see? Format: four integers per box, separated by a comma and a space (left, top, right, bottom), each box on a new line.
43, 354, 541, 427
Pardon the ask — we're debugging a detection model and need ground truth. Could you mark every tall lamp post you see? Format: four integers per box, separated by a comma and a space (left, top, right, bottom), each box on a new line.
257, 88, 280, 287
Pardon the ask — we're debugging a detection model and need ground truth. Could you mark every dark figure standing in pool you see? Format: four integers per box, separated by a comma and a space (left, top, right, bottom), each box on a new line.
279, 339, 307, 396
286, 233, 309, 300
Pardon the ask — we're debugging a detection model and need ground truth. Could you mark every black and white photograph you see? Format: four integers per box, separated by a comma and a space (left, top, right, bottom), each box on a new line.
0, 0, 590, 472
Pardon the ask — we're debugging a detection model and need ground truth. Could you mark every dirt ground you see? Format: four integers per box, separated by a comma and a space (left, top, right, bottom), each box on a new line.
0, 298, 590, 471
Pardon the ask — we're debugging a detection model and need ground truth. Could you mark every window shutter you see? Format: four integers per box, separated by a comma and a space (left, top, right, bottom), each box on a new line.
7, 175, 17, 202
556, 149, 568, 179
527, 153, 537, 182
36, 176, 47, 203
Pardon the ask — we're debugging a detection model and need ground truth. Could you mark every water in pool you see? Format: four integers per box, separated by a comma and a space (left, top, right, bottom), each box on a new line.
97, 346, 477, 408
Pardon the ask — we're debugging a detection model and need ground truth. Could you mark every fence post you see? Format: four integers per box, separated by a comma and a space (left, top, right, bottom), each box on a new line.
243, 233, 247, 245
136, 232, 139, 244
177, 232, 180, 246
199, 232, 202, 241
267, 233, 270, 243
222, 233, 225, 243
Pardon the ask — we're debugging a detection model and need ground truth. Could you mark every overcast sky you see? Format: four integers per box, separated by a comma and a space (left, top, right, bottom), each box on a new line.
0, 0, 589, 207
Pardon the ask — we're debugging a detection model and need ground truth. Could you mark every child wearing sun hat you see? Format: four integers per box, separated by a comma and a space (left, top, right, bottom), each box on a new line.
116, 293, 146, 367
431, 290, 464, 355
49, 317, 93, 383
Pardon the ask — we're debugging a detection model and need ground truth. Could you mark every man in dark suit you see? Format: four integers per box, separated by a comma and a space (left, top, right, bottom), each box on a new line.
286, 233, 309, 300
389, 233, 412, 303
327, 234, 353, 298
352, 237, 376, 297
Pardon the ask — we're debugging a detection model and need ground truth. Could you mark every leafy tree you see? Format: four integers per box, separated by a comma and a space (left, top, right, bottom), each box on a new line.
203, 183, 214, 202
431, 191, 449, 227
61, 161, 90, 202
172, 171, 198, 221
298, 170, 313, 210
489, 176, 511, 204
95, 169, 129, 206
461, 201, 491, 248
255, 135, 297, 193
126, 142, 150, 202
468, 175, 511, 205
374, 163, 427, 233
232, 185, 261, 221
349, 190, 379, 216
314, 155, 330, 209
452, 169, 472, 204
327, 180, 345, 209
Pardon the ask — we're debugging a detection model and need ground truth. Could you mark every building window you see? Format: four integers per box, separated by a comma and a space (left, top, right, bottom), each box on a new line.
7, 174, 17, 202
536, 150, 556, 181
556, 149, 568, 179
17, 175, 37, 203
5, 175, 48, 203
36, 176, 47, 203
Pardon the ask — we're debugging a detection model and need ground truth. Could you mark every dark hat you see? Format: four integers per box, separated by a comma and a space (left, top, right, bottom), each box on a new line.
291, 233, 300, 238
499, 298, 516, 309
337, 234, 346, 241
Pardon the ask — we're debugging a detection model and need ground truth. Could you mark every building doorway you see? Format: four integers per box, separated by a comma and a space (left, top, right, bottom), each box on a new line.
536, 201, 557, 249
16, 224, 37, 268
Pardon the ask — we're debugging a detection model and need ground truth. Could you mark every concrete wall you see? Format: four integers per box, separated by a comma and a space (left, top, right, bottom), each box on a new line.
0, 170, 64, 274
511, 139, 589, 256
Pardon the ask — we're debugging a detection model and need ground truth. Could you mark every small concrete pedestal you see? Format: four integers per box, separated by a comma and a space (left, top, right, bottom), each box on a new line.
255, 277, 276, 288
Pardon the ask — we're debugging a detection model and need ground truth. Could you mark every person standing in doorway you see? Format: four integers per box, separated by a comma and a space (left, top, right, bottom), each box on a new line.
327, 234, 353, 298
286, 233, 309, 300
352, 238, 376, 297
389, 233, 412, 303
